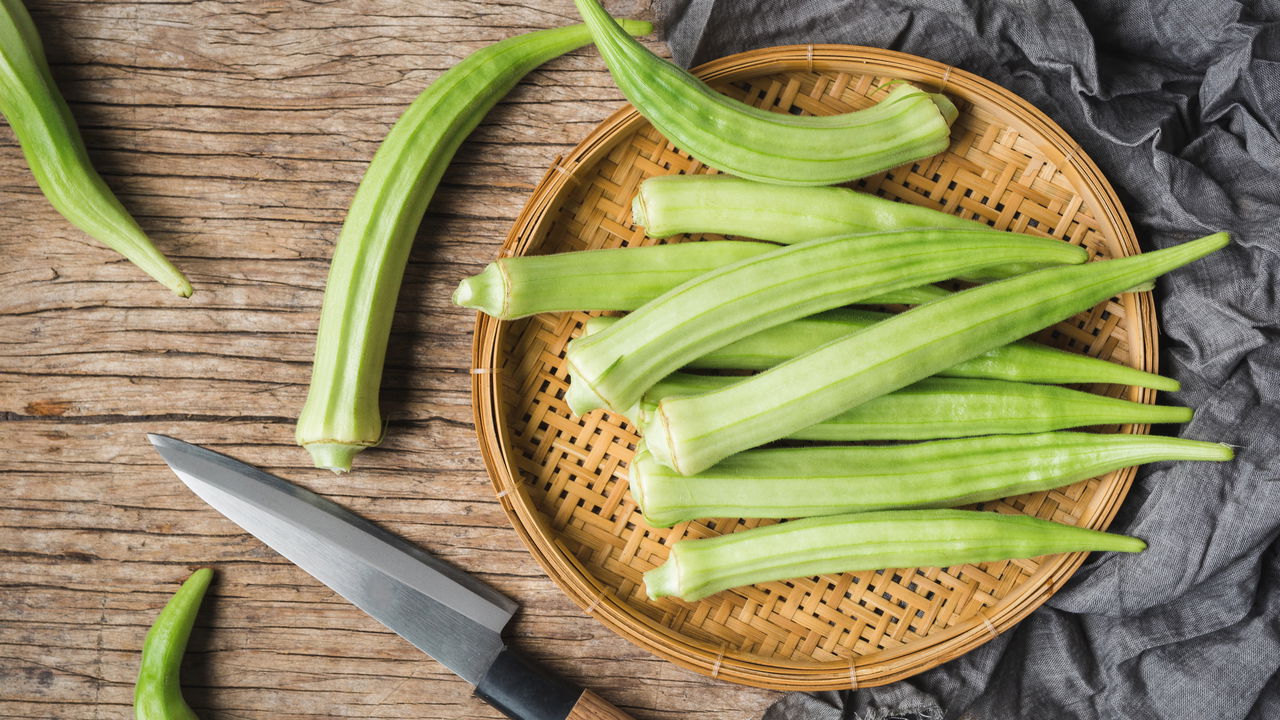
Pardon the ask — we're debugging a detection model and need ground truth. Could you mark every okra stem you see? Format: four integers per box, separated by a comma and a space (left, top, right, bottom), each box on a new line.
566, 228, 1087, 416
643, 509, 1146, 602
645, 232, 1229, 475
630, 432, 1231, 527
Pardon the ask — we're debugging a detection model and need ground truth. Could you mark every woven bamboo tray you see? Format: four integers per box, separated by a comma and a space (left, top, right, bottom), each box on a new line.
470, 45, 1154, 691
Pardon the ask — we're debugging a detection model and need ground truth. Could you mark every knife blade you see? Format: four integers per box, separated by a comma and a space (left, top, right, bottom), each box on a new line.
149, 434, 633, 720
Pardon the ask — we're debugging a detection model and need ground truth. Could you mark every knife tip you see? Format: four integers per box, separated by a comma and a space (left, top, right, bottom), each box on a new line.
147, 434, 190, 455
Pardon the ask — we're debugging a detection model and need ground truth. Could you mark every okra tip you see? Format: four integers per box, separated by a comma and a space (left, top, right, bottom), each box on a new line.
1103, 534, 1147, 554
168, 275, 194, 298
1179, 231, 1231, 259
138, 255, 193, 297
1207, 442, 1235, 462
174, 567, 213, 610
168, 568, 213, 602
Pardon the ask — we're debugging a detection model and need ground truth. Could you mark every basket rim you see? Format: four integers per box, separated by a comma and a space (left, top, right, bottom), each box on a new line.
470, 43, 1153, 691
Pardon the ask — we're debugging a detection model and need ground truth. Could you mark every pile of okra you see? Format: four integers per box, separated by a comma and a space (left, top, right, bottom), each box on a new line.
0, 0, 1230, 608
454, 2, 1232, 602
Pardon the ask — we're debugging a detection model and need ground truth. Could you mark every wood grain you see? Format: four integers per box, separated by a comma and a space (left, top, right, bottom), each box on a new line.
567, 690, 634, 720
0, 1, 777, 717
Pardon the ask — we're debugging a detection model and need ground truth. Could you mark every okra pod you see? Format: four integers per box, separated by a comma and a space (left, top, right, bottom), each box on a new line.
645, 232, 1229, 475
629, 432, 1231, 527
452, 241, 945, 319
135, 569, 212, 720
573, 0, 957, 186
585, 309, 1179, 391
632, 174, 987, 241
0, 0, 191, 296
624, 375, 1192, 440
632, 174, 1065, 280
294, 20, 652, 472
643, 509, 1146, 602
634, 175, 1075, 281
566, 228, 1087, 415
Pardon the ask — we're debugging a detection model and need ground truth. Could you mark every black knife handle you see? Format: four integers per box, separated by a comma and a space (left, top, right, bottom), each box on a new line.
474, 648, 634, 720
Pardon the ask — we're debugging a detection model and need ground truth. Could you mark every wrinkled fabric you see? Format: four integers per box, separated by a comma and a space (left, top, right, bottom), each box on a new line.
654, 1, 1280, 718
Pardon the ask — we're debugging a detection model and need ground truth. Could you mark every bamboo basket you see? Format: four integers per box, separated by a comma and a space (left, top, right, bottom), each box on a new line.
470, 45, 1154, 691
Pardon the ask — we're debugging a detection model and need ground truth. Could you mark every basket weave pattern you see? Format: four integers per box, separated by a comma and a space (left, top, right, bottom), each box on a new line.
472, 46, 1152, 690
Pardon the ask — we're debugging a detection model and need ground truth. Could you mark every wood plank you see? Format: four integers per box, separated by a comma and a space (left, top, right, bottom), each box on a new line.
0, 0, 778, 717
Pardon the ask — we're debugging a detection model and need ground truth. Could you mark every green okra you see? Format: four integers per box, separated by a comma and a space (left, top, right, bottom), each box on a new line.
632, 174, 988, 241
645, 232, 1229, 475
623, 375, 1192, 440
135, 569, 212, 720
565, 228, 1087, 416
573, 0, 957, 186
452, 241, 946, 319
643, 509, 1146, 602
0, 0, 191, 296
629, 432, 1231, 528
631, 174, 1066, 280
585, 309, 1179, 391
295, 20, 652, 473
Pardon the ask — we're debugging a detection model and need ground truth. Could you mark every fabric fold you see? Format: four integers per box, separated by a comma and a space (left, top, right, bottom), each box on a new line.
654, 2, 1280, 717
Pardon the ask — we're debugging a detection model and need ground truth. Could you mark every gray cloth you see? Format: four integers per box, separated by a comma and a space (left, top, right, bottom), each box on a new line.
653, 1, 1280, 718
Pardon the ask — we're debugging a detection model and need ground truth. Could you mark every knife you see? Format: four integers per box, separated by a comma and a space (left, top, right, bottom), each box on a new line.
149, 434, 633, 720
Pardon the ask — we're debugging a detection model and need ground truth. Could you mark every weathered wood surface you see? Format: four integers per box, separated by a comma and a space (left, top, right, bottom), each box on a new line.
0, 1, 779, 717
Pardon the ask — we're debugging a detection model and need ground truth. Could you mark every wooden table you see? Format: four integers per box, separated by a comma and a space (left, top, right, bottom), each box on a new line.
0, 1, 779, 716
